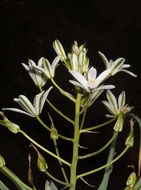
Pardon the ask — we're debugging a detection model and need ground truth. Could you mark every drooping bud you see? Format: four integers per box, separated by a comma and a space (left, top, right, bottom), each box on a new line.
37, 152, 48, 172
0, 155, 5, 167
49, 114, 58, 141
125, 120, 134, 147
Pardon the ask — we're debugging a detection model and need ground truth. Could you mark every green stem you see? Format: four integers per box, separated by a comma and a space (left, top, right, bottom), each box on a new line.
50, 78, 76, 102
35, 115, 73, 141
98, 131, 119, 190
0, 166, 33, 190
79, 131, 118, 159
53, 140, 69, 183
77, 145, 129, 179
46, 99, 74, 125
80, 118, 115, 133
80, 104, 88, 130
45, 171, 69, 186
19, 130, 71, 167
70, 93, 82, 190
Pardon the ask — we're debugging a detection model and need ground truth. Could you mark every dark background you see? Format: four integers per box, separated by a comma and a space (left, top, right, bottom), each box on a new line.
0, 0, 141, 190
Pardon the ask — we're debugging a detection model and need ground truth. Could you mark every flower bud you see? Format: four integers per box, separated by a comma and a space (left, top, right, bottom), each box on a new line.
53, 40, 67, 62
126, 172, 137, 188
113, 114, 124, 132
37, 152, 48, 172
49, 114, 58, 141
0, 155, 5, 167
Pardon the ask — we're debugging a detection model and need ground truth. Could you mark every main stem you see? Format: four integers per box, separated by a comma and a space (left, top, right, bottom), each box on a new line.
70, 93, 81, 190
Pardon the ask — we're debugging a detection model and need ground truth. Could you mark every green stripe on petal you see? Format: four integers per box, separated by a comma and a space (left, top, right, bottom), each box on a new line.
106, 90, 118, 114
118, 91, 125, 109
19, 95, 36, 116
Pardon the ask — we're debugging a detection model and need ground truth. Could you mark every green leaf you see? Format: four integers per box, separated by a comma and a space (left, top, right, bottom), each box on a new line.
0, 180, 10, 190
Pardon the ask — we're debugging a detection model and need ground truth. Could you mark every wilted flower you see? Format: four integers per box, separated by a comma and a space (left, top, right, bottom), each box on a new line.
99, 51, 137, 77
102, 90, 132, 118
53, 40, 67, 62
3, 87, 52, 117
22, 58, 47, 87
0, 112, 20, 133
30, 56, 60, 79
69, 67, 114, 93
0, 155, 5, 167
45, 181, 58, 190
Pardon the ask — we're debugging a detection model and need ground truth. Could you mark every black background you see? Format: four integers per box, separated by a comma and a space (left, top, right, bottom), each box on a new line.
0, 0, 141, 190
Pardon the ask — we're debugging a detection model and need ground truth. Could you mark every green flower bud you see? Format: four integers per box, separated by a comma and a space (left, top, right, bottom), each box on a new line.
126, 172, 137, 188
125, 120, 134, 147
37, 152, 48, 172
0, 155, 5, 167
113, 114, 124, 132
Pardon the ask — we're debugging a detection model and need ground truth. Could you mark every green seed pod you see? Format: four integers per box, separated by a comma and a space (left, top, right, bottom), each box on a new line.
126, 172, 137, 188
113, 114, 124, 132
37, 152, 48, 172
125, 121, 134, 147
0, 155, 5, 167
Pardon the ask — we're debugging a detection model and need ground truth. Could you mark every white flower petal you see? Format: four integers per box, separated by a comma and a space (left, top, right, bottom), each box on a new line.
69, 80, 89, 91
53, 40, 66, 61
98, 51, 110, 69
33, 91, 45, 115
106, 90, 118, 113
120, 69, 137, 77
40, 87, 53, 113
95, 69, 111, 87
118, 91, 125, 109
102, 100, 115, 115
96, 85, 115, 91
51, 56, 60, 76
18, 95, 36, 115
88, 67, 97, 80
69, 70, 88, 90
3, 108, 34, 117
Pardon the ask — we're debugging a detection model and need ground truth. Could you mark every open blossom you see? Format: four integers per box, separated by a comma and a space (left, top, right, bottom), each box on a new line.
22, 58, 47, 87
99, 51, 137, 77
102, 90, 132, 117
30, 56, 60, 79
3, 87, 52, 117
69, 67, 114, 93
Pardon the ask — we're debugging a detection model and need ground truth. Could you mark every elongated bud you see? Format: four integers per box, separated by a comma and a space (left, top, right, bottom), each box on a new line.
126, 172, 137, 188
113, 114, 124, 132
125, 120, 134, 147
49, 114, 58, 141
0, 155, 5, 167
53, 40, 67, 62
37, 152, 48, 172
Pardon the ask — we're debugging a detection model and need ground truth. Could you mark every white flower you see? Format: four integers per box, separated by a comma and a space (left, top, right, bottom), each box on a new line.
22, 58, 47, 87
98, 51, 137, 77
53, 40, 67, 62
102, 90, 132, 117
31, 56, 60, 79
69, 67, 114, 92
3, 87, 53, 117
